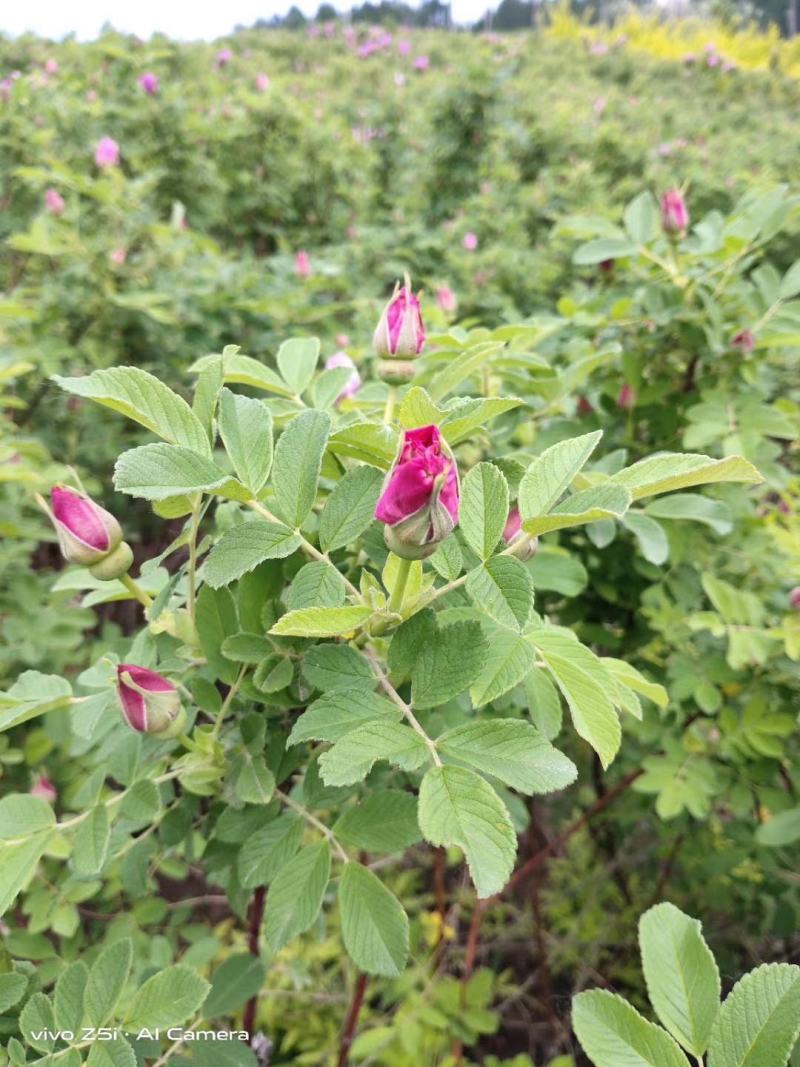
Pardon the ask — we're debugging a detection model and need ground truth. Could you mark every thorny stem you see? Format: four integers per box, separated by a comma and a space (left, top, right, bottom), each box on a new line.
363, 647, 442, 767
276, 789, 349, 863
119, 571, 153, 609
388, 556, 412, 615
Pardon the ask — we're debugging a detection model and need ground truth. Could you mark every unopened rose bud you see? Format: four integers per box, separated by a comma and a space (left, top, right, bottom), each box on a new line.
618, 384, 637, 410
116, 664, 186, 737
373, 278, 425, 359
731, 329, 755, 353
503, 506, 538, 561
31, 775, 57, 803
790, 587, 800, 610
660, 188, 689, 236
48, 485, 123, 566
375, 425, 459, 560
325, 352, 361, 403
294, 250, 312, 278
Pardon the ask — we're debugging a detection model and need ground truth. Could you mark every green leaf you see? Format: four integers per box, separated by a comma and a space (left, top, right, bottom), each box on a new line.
411, 620, 489, 710
525, 668, 563, 740
518, 431, 603, 523
622, 512, 669, 565
573, 237, 638, 265
429, 536, 463, 581
72, 805, 110, 876
222, 633, 273, 664
192, 352, 223, 443
319, 465, 384, 552
328, 422, 399, 469
779, 259, 800, 299
271, 606, 373, 638
440, 397, 523, 445
192, 350, 295, 398
756, 808, 800, 847
272, 410, 331, 527
205, 520, 301, 588
339, 862, 409, 976
276, 337, 320, 395
205, 954, 267, 1017
0, 794, 55, 839
286, 561, 346, 611
20, 993, 56, 1053
195, 585, 239, 685
53, 960, 88, 1032
531, 629, 621, 769
523, 484, 632, 536
218, 388, 274, 494
119, 780, 161, 824
289, 688, 401, 745
527, 548, 588, 597
707, 963, 800, 1067
398, 386, 442, 428
610, 453, 763, 499
417, 765, 516, 898
460, 462, 509, 560
334, 790, 422, 853
465, 556, 534, 631
124, 964, 210, 1031
53, 366, 210, 454
85, 1039, 137, 1067
114, 443, 228, 500
0, 671, 73, 732
83, 938, 133, 1027
624, 191, 659, 244
301, 644, 374, 693
0, 973, 28, 1013
265, 841, 331, 952
318, 722, 429, 786
572, 989, 692, 1067
232, 754, 276, 805
388, 608, 437, 682
438, 719, 577, 794
470, 631, 535, 707
639, 903, 721, 1056
602, 659, 668, 709
238, 815, 304, 888
644, 494, 733, 535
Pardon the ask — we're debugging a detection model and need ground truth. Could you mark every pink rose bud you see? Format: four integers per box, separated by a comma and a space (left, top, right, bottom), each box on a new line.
95, 136, 120, 168
294, 250, 312, 278
577, 394, 594, 416
463, 231, 478, 251
503, 506, 537, 560
255, 73, 270, 91
45, 58, 59, 75
373, 278, 425, 359
413, 55, 430, 71
660, 188, 689, 236
138, 71, 159, 95
216, 48, 233, 68
49, 485, 123, 566
375, 425, 460, 560
31, 775, 57, 803
436, 285, 458, 313
325, 351, 362, 403
618, 384, 637, 410
503, 507, 522, 543
790, 587, 800, 610
45, 187, 65, 215
116, 664, 186, 737
731, 329, 755, 353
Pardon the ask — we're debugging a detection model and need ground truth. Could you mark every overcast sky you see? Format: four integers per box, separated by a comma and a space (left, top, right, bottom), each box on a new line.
1, 0, 489, 39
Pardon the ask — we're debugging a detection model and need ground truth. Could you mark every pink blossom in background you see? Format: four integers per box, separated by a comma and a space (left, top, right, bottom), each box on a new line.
658, 142, 673, 157
138, 71, 159, 95
394, 72, 406, 87
335, 333, 350, 347
255, 73, 270, 91
790, 587, 800, 610
480, 181, 493, 194
590, 41, 609, 56
45, 187, 65, 215
707, 52, 720, 68
1, 78, 13, 101
593, 97, 607, 117
463, 231, 478, 251
683, 52, 697, 65
436, 285, 458, 313
294, 250, 312, 278
95, 136, 119, 168
216, 48, 233, 68
398, 39, 412, 56
618, 384, 637, 410
577, 395, 594, 415
660, 188, 689, 235
45, 58, 59, 75
325, 352, 362, 403
110, 248, 127, 265
31, 775, 57, 803
86, 89, 98, 103
731, 329, 755, 352
413, 55, 430, 71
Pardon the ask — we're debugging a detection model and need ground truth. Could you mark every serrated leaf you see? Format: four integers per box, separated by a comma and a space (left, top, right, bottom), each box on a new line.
218, 388, 274, 494
470, 631, 535, 706
265, 841, 331, 952
119, 779, 161, 824
532, 629, 621, 769
72, 805, 110, 875
644, 494, 733, 535
388, 608, 438, 682
318, 722, 429, 786
0, 973, 28, 1013
114, 443, 228, 500
572, 989, 692, 1067
289, 688, 402, 745
328, 422, 399, 469
205, 954, 267, 1017
610, 453, 762, 499
707, 963, 800, 1067
124, 964, 210, 1030
602, 659, 668, 709
19, 993, 56, 1053
0, 833, 53, 917
573, 237, 638, 265
398, 386, 442, 428
418, 765, 516, 898
232, 753, 276, 805
53, 366, 210, 454
339, 862, 409, 976
411, 620, 489, 709
301, 644, 374, 692
429, 536, 463, 581
518, 431, 603, 522
622, 512, 669, 565
0, 794, 56, 838
440, 397, 523, 444
205, 520, 301, 588
277, 337, 320, 395
438, 719, 577, 794
195, 585, 239, 684
238, 815, 304, 888
286, 561, 346, 611
272, 409, 331, 527
53, 960, 88, 1032
460, 462, 509, 560
639, 903, 720, 1056
319, 465, 384, 552
192, 351, 295, 398
222, 633, 273, 664
271, 606, 373, 637
523, 484, 631, 536
85, 1039, 137, 1067
83, 938, 133, 1027
466, 556, 534, 631
334, 790, 422, 853
525, 668, 563, 740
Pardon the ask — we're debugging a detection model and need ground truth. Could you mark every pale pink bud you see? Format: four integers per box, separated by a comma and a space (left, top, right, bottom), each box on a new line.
110, 247, 127, 266
255, 73, 270, 91
731, 329, 755, 353
95, 136, 120, 168
49, 485, 123, 566
660, 188, 689, 236
436, 285, 458, 313
45, 187, 65, 215
294, 250, 312, 278
216, 48, 233, 68
31, 775, 57, 803
462, 231, 478, 251
325, 352, 361, 403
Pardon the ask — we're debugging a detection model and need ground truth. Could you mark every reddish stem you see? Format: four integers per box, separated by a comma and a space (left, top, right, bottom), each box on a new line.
243, 885, 267, 1042
337, 972, 368, 1067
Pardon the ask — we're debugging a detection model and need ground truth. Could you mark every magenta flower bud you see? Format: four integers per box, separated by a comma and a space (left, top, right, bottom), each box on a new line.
731, 329, 755, 353
660, 188, 689, 236
45, 187, 65, 215
577, 394, 594, 416
503, 507, 522, 543
617, 384, 637, 410
138, 71, 159, 95
436, 285, 457, 313
373, 279, 425, 359
462, 231, 478, 251
216, 48, 233, 68
790, 587, 800, 610
49, 485, 123, 566
375, 425, 459, 560
31, 775, 57, 803
116, 664, 186, 737
294, 250, 312, 278
95, 136, 120, 168
325, 352, 361, 403
503, 506, 538, 561
413, 55, 430, 71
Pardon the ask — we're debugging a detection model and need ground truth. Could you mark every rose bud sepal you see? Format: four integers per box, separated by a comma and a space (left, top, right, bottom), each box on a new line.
116, 664, 184, 737
89, 541, 134, 581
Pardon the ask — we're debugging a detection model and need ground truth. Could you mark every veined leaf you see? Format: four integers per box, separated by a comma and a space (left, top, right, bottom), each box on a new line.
218, 388, 274, 494
272, 409, 331, 527
270, 606, 373, 638
319, 465, 383, 552
264, 841, 331, 952
288, 688, 401, 746
470, 631, 535, 706
610, 453, 762, 500
190, 351, 295, 398
334, 790, 422, 853
518, 430, 603, 522
276, 337, 320, 396
339, 863, 409, 977
460, 462, 509, 560
113, 443, 228, 500
205, 521, 301, 588
411, 620, 489, 709
318, 721, 429, 786
707, 963, 800, 1067
465, 556, 534, 632
523, 484, 631, 536
572, 989, 691, 1067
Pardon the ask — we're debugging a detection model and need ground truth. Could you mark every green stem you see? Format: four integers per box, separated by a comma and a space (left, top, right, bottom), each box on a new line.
383, 385, 397, 424
388, 556, 412, 615
186, 497, 201, 622
119, 572, 152, 609
212, 666, 246, 737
